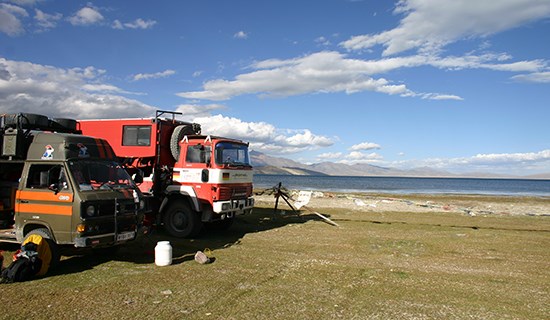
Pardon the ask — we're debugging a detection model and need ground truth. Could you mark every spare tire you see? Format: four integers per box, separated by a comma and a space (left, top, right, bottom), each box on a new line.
170, 125, 197, 161
2, 113, 49, 129
50, 118, 77, 132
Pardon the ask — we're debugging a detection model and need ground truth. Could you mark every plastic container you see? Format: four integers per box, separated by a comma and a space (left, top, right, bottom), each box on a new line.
155, 241, 172, 266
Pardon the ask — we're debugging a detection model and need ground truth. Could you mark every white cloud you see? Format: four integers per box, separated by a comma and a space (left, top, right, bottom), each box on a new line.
34, 9, 62, 30
511, 71, 550, 83
177, 49, 548, 102
69, 6, 104, 26
315, 36, 331, 46
234, 31, 248, 39
338, 151, 384, 164
0, 3, 28, 36
0, 58, 332, 156
191, 114, 334, 155
132, 69, 176, 81
340, 0, 550, 56
174, 104, 227, 121
7, 0, 40, 5
177, 51, 423, 101
113, 18, 157, 30
350, 142, 381, 151
393, 150, 550, 175
0, 58, 155, 119
420, 93, 463, 101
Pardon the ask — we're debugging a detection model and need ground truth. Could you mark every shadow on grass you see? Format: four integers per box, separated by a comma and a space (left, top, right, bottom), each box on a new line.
42, 207, 322, 278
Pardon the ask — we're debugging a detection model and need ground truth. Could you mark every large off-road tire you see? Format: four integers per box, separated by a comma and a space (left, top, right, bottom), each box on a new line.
163, 200, 203, 238
24, 228, 61, 269
2, 113, 49, 129
50, 118, 77, 132
170, 124, 197, 161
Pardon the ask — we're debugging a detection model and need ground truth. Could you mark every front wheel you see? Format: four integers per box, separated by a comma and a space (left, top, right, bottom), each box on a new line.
163, 201, 203, 238
23, 228, 61, 273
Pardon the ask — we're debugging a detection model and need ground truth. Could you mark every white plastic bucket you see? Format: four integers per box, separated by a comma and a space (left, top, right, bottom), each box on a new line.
155, 241, 172, 266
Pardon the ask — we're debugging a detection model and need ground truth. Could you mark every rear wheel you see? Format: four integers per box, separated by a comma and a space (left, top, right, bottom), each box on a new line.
163, 201, 203, 238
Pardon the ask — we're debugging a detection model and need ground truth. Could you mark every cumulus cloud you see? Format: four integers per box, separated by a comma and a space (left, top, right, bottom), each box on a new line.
174, 104, 227, 120
350, 142, 381, 151
338, 151, 384, 164
113, 18, 157, 30
233, 31, 248, 39
392, 150, 550, 175
511, 71, 550, 83
340, 0, 550, 56
177, 48, 548, 102
0, 58, 155, 119
176, 1, 550, 103
177, 51, 425, 101
132, 69, 176, 81
68, 6, 104, 26
189, 114, 334, 155
0, 3, 28, 36
34, 9, 62, 30
0, 57, 333, 156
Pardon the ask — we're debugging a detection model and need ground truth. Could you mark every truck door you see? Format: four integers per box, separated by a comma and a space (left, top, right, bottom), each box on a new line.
16, 163, 74, 243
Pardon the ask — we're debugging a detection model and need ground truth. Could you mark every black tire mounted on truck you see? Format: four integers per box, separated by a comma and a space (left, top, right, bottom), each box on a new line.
23, 228, 61, 269
170, 124, 197, 161
163, 200, 203, 238
2, 113, 49, 129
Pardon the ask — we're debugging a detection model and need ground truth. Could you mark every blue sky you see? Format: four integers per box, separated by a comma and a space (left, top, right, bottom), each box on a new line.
1, 0, 549, 175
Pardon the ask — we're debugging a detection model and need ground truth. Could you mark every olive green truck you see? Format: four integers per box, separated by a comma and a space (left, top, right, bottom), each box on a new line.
0, 113, 145, 266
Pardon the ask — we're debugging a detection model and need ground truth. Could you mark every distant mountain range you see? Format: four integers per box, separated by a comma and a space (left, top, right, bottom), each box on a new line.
250, 151, 550, 179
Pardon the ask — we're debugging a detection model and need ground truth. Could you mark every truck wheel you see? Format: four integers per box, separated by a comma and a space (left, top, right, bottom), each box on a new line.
163, 201, 203, 238
1, 113, 49, 129
24, 228, 61, 269
170, 124, 196, 161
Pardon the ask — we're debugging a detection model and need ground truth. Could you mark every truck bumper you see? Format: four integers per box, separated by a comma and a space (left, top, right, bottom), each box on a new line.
74, 230, 137, 248
212, 197, 254, 216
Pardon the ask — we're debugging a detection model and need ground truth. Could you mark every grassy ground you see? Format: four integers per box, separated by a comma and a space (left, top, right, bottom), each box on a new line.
1, 196, 549, 320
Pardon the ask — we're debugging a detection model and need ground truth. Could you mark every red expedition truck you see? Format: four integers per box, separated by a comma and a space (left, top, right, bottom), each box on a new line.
78, 110, 254, 238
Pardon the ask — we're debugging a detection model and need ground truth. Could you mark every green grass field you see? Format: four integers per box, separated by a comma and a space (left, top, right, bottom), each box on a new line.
1, 199, 549, 319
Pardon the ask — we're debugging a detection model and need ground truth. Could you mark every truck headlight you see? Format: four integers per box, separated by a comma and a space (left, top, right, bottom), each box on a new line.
85, 205, 96, 217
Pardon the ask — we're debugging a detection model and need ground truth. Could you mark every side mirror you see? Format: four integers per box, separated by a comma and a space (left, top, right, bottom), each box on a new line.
48, 184, 59, 194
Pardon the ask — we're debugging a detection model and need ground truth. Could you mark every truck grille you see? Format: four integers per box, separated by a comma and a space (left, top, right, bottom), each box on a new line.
218, 186, 251, 200
95, 199, 137, 217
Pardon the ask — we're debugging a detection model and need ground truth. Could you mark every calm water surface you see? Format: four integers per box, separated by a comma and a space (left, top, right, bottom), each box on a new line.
253, 175, 550, 196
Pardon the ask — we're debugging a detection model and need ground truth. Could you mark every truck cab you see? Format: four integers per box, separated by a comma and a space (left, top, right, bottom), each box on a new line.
167, 135, 254, 235
0, 114, 144, 257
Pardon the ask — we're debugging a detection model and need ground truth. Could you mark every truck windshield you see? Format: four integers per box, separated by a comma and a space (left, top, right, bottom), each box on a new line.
68, 160, 135, 191
214, 142, 251, 167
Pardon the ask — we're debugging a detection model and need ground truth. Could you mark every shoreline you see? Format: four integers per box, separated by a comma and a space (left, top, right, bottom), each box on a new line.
254, 189, 550, 217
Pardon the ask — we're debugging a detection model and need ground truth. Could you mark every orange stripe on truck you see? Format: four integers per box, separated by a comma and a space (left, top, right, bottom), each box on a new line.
17, 190, 74, 202
17, 203, 73, 216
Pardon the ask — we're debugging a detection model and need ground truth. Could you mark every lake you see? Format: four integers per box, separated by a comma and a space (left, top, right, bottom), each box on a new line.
253, 175, 550, 196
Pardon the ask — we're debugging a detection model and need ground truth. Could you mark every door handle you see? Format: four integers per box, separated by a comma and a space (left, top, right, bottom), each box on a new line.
20, 200, 29, 203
